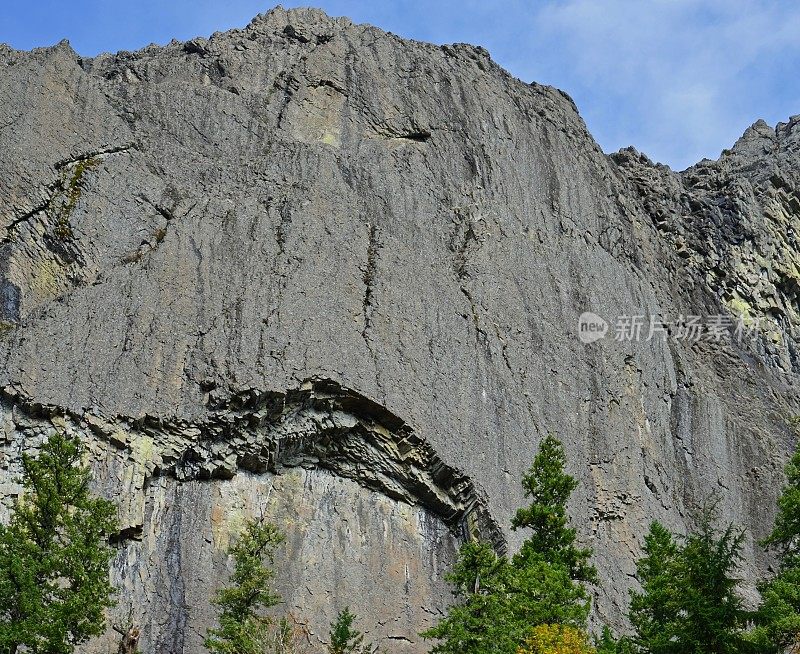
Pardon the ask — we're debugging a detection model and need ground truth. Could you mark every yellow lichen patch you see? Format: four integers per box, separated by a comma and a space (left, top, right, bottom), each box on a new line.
267, 469, 315, 534
287, 84, 344, 147
320, 130, 340, 147
28, 257, 67, 303
54, 156, 100, 240
769, 329, 784, 345
726, 295, 754, 325
210, 484, 249, 551
120, 435, 157, 522
465, 511, 482, 542
130, 434, 155, 466
210, 504, 248, 551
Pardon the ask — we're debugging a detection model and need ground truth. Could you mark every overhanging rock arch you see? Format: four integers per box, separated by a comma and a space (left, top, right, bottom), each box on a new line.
0, 378, 506, 554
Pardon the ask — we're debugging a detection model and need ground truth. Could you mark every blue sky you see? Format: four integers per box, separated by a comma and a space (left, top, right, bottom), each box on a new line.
2, 1, 799, 170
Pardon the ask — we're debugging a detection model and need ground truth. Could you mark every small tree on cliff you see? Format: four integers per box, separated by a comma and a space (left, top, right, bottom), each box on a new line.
422, 435, 595, 653
205, 517, 285, 654
328, 607, 377, 654
0, 431, 118, 654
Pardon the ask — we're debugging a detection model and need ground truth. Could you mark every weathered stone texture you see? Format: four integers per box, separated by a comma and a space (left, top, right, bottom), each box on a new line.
1, 6, 799, 652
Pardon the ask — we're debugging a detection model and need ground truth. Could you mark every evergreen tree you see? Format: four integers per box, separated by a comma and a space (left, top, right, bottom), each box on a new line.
628, 522, 681, 654
678, 503, 748, 653
0, 431, 118, 654
328, 607, 376, 654
594, 626, 635, 654
205, 518, 285, 654
509, 435, 595, 633
422, 435, 595, 653
420, 541, 516, 653
511, 435, 597, 584
628, 504, 749, 654
748, 568, 800, 653
509, 556, 592, 629
763, 444, 800, 568
750, 444, 800, 652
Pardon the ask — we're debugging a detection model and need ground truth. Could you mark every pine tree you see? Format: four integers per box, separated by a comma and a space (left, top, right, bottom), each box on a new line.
763, 445, 800, 568
422, 435, 595, 653
594, 626, 635, 654
511, 435, 597, 584
628, 522, 682, 654
748, 567, 800, 653
750, 444, 800, 652
678, 503, 748, 653
509, 556, 592, 629
420, 541, 517, 653
205, 518, 285, 654
0, 431, 118, 654
328, 607, 376, 654
628, 504, 749, 654
509, 435, 595, 635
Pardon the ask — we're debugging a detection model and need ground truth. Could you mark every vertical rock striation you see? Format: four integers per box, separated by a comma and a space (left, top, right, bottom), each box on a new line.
1, 6, 799, 651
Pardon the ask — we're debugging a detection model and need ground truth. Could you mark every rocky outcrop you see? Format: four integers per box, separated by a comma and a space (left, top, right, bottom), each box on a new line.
1, 6, 799, 652
0, 382, 475, 651
0, 379, 503, 549
613, 115, 800, 373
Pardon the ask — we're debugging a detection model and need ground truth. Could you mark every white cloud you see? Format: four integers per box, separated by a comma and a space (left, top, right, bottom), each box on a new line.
523, 0, 800, 168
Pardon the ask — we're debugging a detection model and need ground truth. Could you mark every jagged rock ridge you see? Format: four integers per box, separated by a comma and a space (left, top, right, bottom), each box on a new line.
1, 6, 799, 652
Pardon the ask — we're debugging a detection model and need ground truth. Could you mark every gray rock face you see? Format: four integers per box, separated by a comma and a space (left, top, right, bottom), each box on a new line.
1, 6, 799, 652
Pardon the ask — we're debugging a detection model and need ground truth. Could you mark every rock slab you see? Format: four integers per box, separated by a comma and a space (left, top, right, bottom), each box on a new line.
1, 7, 799, 652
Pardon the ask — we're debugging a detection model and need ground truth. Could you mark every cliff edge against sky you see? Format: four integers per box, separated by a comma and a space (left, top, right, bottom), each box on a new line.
1, 7, 799, 652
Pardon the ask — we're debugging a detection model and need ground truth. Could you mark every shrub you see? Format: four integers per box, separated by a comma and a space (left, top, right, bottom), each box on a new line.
517, 624, 595, 654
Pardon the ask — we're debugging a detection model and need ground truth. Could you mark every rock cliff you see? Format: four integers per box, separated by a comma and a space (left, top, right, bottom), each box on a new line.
1, 6, 799, 652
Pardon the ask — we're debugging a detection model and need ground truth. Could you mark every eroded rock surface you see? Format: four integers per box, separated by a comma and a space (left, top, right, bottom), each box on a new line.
1, 6, 799, 652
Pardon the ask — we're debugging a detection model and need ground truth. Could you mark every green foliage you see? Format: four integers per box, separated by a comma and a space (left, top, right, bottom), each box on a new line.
328, 608, 376, 654
748, 566, 800, 653
628, 522, 681, 654
0, 431, 118, 654
594, 626, 635, 654
594, 627, 616, 654
762, 445, 800, 569
628, 503, 749, 654
421, 541, 516, 653
751, 444, 800, 652
512, 435, 597, 585
509, 556, 592, 629
205, 518, 285, 654
679, 503, 748, 653
54, 157, 99, 240
422, 435, 595, 654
